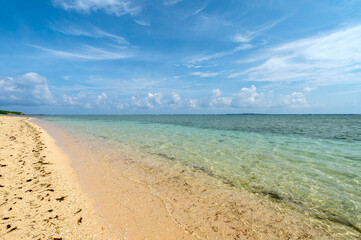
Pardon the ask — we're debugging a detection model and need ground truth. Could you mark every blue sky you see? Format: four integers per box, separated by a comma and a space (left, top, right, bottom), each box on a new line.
1, 0, 361, 114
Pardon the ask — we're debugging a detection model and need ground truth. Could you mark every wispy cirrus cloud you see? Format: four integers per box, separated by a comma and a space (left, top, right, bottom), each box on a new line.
229, 24, 361, 86
232, 16, 287, 43
184, 18, 286, 64
53, 25, 129, 44
133, 18, 150, 26
184, 45, 252, 64
44, 24, 131, 60
191, 5, 206, 16
52, 0, 140, 16
234, 44, 253, 51
30, 44, 132, 60
185, 51, 231, 64
191, 71, 219, 78
163, 0, 184, 6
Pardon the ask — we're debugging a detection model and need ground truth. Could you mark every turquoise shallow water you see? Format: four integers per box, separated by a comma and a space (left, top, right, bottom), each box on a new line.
35, 114, 361, 234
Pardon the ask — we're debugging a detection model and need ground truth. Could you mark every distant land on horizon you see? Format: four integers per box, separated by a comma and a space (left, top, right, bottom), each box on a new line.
0, 110, 25, 115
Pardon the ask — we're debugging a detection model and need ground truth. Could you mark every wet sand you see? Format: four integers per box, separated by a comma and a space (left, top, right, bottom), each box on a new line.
31, 118, 341, 239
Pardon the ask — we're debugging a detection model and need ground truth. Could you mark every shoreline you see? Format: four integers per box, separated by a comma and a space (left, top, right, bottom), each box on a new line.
31, 117, 343, 239
32, 118, 202, 239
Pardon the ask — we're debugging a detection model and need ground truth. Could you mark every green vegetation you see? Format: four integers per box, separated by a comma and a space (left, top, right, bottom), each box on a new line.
0, 110, 24, 115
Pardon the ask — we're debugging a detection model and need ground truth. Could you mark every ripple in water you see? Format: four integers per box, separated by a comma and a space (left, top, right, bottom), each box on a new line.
35, 114, 361, 237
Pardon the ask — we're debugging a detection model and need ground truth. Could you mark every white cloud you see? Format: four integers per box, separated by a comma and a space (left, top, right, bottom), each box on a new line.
185, 98, 198, 108
206, 89, 232, 107
63, 95, 77, 105
57, 83, 315, 111
231, 85, 268, 107
59, 86, 312, 111
63, 91, 127, 109
125, 86, 312, 110
97, 92, 108, 105
231, 85, 313, 108
202, 86, 311, 109
169, 92, 183, 109
231, 24, 361, 85
131, 92, 164, 109
53, 0, 140, 16
278, 87, 315, 107
0, 73, 54, 106
304, 87, 316, 94
114, 102, 124, 109
129, 92, 199, 110
84, 103, 92, 108
63, 91, 91, 108
280, 92, 307, 107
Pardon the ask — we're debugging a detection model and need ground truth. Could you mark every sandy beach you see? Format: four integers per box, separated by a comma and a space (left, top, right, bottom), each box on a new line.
0, 116, 116, 239
0, 116, 205, 239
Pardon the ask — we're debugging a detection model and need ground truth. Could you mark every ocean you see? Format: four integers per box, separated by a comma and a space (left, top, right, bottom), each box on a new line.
34, 114, 361, 237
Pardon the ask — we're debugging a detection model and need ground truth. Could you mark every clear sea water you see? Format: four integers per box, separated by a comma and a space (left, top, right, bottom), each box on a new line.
35, 114, 361, 235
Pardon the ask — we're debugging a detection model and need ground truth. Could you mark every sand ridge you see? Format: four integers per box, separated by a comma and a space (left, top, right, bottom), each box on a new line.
0, 116, 117, 239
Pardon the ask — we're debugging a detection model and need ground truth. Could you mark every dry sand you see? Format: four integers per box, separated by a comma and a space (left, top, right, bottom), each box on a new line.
0, 116, 116, 239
